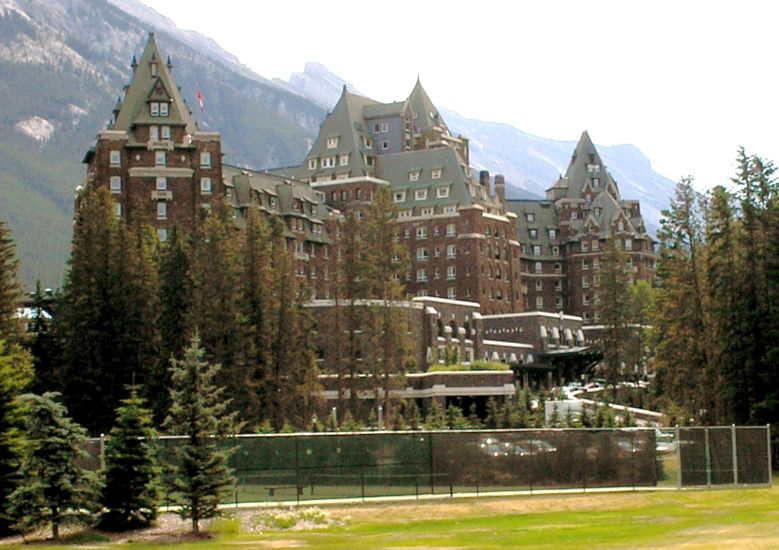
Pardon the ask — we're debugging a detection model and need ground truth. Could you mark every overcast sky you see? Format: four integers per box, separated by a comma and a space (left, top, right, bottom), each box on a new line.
142, 0, 777, 189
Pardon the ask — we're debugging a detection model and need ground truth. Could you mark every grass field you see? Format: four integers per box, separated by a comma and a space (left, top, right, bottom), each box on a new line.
5, 485, 778, 549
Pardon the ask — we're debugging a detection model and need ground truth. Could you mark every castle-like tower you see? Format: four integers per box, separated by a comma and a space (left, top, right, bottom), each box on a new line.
82, 33, 223, 240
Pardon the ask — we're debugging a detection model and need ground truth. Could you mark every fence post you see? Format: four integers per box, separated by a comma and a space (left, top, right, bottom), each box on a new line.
676, 426, 683, 489
767, 424, 773, 486
731, 424, 739, 485
704, 427, 711, 488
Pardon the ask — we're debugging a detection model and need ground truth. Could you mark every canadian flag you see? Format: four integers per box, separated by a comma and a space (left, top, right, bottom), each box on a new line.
196, 89, 205, 112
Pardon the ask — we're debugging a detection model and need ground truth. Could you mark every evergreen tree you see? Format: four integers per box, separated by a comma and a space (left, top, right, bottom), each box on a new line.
0, 340, 33, 534
154, 226, 192, 425
164, 336, 238, 535
187, 204, 245, 425
28, 282, 60, 395
100, 387, 161, 530
424, 400, 448, 430
60, 187, 161, 434
0, 219, 21, 342
8, 393, 98, 541
596, 230, 631, 397
485, 397, 500, 429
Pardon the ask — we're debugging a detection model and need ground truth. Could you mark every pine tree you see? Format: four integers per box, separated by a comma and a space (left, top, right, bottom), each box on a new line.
187, 204, 245, 426
0, 219, 21, 342
28, 282, 60, 395
596, 230, 631, 397
154, 226, 192, 425
100, 387, 161, 530
485, 397, 500, 429
164, 336, 238, 535
0, 340, 33, 534
8, 393, 99, 541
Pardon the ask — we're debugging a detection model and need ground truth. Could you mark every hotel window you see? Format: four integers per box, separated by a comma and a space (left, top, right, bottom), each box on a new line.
529, 229, 537, 239
420, 207, 433, 216
534, 261, 542, 273
394, 191, 406, 203
409, 170, 420, 181
326, 136, 339, 149
201, 177, 212, 194
415, 189, 427, 200
416, 269, 428, 282
416, 247, 428, 261
556, 297, 563, 308
308, 158, 317, 170
156, 177, 167, 191
110, 176, 121, 193
373, 123, 380, 132
161, 125, 170, 139
447, 244, 456, 258
593, 257, 600, 270
549, 229, 556, 239
114, 202, 122, 217
535, 280, 543, 291
526, 213, 535, 223
533, 245, 542, 256
448, 287, 456, 299
447, 266, 456, 280
625, 238, 633, 250
555, 280, 562, 291
155, 151, 166, 166
571, 211, 578, 220
592, 239, 600, 250
554, 262, 562, 273
150, 62, 157, 76
582, 276, 590, 288
321, 157, 335, 168
581, 241, 589, 252
446, 223, 456, 237
157, 202, 167, 220
582, 295, 590, 305
149, 125, 159, 140
157, 228, 168, 242
339, 154, 349, 166
159, 102, 168, 116
416, 227, 427, 240
618, 221, 625, 231
587, 164, 600, 174
436, 186, 449, 198
381, 140, 389, 150
552, 246, 559, 256
110, 150, 121, 166
150, 102, 159, 116
398, 209, 412, 219
434, 268, 440, 280
431, 168, 442, 179
380, 122, 389, 133
582, 259, 590, 270
443, 205, 456, 215
592, 178, 600, 188
199, 152, 211, 168
536, 296, 544, 309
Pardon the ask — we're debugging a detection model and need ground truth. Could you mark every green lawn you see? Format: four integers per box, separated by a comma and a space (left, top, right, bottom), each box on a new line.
8, 486, 779, 549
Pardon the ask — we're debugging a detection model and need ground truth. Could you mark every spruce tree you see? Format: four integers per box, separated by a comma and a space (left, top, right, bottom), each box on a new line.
164, 336, 238, 535
8, 393, 98, 541
100, 387, 161, 530
0, 341, 33, 534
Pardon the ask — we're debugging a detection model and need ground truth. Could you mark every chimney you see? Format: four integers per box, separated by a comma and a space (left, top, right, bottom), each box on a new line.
479, 170, 490, 187
495, 174, 505, 204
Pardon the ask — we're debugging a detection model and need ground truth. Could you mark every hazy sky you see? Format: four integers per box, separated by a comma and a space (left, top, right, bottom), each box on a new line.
142, 0, 777, 189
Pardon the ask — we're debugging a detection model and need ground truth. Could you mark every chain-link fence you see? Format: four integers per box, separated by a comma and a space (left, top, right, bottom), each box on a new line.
84, 426, 772, 505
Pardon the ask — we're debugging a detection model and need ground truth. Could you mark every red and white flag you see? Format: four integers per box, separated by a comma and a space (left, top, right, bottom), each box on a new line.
196, 89, 205, 112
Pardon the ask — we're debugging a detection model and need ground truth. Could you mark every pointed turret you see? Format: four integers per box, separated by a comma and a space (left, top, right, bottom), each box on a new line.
111, 32, 196, 134
406, 78, 445, 133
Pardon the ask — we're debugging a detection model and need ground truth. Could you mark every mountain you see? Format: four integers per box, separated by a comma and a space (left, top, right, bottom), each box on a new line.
0, 0, 674, 290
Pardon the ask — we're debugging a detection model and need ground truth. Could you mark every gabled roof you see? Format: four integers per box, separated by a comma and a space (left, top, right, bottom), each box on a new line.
111, 33, 196, 134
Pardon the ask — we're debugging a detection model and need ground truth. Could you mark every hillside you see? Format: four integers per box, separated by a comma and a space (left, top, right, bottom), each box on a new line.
0, 0, 675, 289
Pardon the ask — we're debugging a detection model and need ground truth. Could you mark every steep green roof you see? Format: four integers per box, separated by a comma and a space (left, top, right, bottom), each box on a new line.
406, 78, 448, 134
111, 33, 196, 134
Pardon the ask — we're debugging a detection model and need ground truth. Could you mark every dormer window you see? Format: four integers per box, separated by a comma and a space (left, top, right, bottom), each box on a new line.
308, 158, 317, 170
592, 178, 600, 188
618, 221, 624, 231
587, 163, 600, 174
529, 229, 538, 239
526, 213, 535, 223
150, 102, 159, 117
326, 136, 339, 149
431, 168, 442, 179
436, 186, 449, 198
394, 191, 406, 203
409, 170, 420, 181
150, 63, 157, 77
339, 154, 349, 166
321, 157, 335, 168
381, 140, 389, 150
415, 189, 427, 200
159, 102, 168, 117
380, 122, 389, 133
